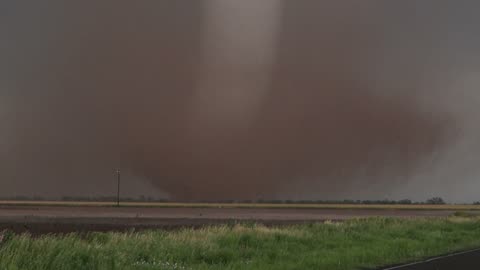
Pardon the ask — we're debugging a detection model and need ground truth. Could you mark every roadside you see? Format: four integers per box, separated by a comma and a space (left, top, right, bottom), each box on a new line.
1, 217, 480, 270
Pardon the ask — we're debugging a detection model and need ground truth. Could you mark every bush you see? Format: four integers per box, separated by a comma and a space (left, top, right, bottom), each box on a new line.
398, 199, 412, 205
426, 197, 446, 205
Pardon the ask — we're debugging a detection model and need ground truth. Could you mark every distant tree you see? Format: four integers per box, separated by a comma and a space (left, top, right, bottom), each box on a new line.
222, 200, 235, 204
239, 200, 253, 204
398, 199, 412, 205
473, 201, 480, 205
426, 197, 446, 205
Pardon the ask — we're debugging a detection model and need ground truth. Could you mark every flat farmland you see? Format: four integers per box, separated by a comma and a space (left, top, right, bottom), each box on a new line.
1, 202, 480, 269
0, 202, 475, 234
1, 200, 480, 210
1, 217, 480, 270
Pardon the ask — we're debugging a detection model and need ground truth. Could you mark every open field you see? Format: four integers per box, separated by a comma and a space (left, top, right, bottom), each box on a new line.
0, 205, 465, 234
2, 201, 480, 211
1, 217, 480, 270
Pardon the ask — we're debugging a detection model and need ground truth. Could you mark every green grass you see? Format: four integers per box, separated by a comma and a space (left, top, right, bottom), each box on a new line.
1, 217, 480, 270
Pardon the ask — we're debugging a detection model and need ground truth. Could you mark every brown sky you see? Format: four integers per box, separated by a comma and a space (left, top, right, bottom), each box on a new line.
1, 1, 480, 202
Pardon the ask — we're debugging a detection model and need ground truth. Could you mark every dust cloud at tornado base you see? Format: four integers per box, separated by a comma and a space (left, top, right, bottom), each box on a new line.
1, 1, 480, 202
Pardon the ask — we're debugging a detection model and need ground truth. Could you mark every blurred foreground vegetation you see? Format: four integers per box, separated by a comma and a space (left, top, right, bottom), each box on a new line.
1, 217, 480, 270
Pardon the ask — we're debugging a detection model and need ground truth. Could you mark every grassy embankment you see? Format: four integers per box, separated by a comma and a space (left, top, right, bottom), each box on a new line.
1, 217, 480, 270
2, 200, 480, 211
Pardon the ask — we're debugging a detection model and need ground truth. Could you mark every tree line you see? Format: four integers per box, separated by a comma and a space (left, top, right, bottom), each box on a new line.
0, 196, 459, 205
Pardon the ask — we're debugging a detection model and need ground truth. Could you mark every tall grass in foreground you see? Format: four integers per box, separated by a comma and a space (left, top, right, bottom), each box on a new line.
1, 217, 480, 270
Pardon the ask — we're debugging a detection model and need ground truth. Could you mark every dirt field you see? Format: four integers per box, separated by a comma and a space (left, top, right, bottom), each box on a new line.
2, 201, 480, 210
0, 204, 461, 234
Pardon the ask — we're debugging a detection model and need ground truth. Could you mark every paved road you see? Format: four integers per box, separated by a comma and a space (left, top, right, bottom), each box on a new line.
381, 249, 480, 270
0, 205, 456, 234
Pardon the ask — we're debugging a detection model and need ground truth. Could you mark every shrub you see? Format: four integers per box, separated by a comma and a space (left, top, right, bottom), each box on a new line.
426, 197, 446, 205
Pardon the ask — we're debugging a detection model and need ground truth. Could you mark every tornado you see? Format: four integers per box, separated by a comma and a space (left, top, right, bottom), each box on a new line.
1, 1, 479, 202
191, 0, 282, 130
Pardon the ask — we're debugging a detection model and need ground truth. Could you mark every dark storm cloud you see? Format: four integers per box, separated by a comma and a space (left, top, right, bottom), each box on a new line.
1, 1, 479, 201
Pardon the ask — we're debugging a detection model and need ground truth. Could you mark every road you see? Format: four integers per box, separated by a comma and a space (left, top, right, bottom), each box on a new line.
381, 249, 480, 270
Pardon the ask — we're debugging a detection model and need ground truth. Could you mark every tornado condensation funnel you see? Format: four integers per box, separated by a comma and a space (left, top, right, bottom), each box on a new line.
192, 0, 282, 128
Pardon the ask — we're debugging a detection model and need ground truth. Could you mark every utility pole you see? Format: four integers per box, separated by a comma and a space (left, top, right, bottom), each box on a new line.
115, 168, 121, 207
